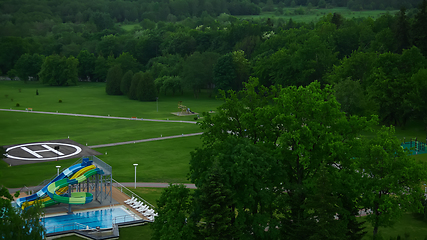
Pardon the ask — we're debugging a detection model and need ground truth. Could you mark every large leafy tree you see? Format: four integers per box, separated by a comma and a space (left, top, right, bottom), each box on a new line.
14, 53, 45, 82
77, 50, 96, 81
151, 184, 195, 240
413, 0, 427, 56
39, 54, 79, 86
181, 51, 220, 98
194, 78, 375, 239
0, 187, 44, 239
358, 126, 426, 237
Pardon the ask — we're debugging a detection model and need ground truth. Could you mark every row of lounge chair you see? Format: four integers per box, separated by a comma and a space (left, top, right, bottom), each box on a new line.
124, 196, 158, 221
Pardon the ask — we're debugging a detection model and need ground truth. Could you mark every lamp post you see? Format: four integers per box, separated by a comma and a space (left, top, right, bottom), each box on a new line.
133, 164, 138, 189
56, 166, 61, 176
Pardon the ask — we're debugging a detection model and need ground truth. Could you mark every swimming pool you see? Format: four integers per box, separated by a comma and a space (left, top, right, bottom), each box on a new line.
44, 206, 139, 234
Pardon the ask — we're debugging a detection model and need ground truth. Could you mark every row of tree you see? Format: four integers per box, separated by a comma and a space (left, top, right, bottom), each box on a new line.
152, 80, 427, 239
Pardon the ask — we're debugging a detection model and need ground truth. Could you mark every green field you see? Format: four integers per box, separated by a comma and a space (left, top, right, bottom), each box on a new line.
2, 81, 427, 239
239, 7, 399, 23
0, 81, 220, 121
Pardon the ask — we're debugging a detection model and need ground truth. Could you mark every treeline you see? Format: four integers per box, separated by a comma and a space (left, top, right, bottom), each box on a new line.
2, 1, 427, 126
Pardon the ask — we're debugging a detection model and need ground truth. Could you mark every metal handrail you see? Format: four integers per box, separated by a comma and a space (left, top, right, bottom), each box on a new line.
112, 178, 156, 210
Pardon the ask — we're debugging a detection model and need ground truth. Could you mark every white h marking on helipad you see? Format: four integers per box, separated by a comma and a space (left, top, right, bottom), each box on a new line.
21, 145, 65, 158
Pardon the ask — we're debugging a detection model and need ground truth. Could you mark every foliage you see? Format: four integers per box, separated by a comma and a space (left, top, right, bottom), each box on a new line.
137, 72, 157, 101
334, 78, 367, 116
39, 55, 79, 86
0, 187, 44, 239
14, 53, 44, 82
105, 65, 123, 95
358, 126, 426, 236
77, 50, 96, 81
120, 70, 133, 96
151, 184, 195, 240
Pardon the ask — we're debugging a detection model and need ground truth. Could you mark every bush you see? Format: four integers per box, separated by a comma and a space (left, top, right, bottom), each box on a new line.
58, 99, 62, 103
16, 103, 20, 107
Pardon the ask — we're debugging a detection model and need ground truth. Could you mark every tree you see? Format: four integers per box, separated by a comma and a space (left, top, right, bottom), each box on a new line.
39, 55, 79, 86
195, 163, 237, 240
137, 72, 157, 101
114, 52, 140, 74
358, 126, 426, 237
213, 53, 236, 91
181, 52, 220, 98
0, 187, 44, 239
194, 78, 375, 239
151, 184, 195, 240
128, 72, 141, 100
410, 68, 427, 130
94, 55, 109, 82
14, 53, 44, 82
120, 70, 133, 96
413, 0, 427, 56
105, 65, 123, 95
90, 11, 114, 31
77, 50, 96, 81
334, 78, 367, 116
395, 7, 411, 54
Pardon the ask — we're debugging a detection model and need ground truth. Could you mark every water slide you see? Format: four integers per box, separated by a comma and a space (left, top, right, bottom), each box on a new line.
22, 165, 97, 209
15, 160, 92, 208
47, 167, 104, 204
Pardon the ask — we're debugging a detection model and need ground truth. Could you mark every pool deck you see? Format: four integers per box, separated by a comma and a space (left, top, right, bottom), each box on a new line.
21, 186, 151, 221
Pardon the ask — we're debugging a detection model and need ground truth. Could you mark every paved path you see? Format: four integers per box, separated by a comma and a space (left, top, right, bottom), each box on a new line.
0, 109, 197, 124
88, 132, 203, 148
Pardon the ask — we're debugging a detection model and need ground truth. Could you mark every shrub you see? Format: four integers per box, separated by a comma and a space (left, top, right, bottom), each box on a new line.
58, 99, 62, 103
16, 103, 20, 107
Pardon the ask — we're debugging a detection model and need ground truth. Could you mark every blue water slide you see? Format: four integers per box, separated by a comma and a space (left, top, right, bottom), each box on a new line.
16, 159, 92, 208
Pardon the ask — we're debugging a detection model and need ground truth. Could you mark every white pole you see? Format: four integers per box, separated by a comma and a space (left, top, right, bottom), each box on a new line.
56, 166, 61, 176
133, 164, 138, 189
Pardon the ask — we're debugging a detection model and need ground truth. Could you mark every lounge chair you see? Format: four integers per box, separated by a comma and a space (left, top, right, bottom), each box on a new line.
124, 197, 135, 204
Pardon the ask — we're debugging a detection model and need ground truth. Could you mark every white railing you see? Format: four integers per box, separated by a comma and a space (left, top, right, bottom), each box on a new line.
112, 178, 156, 210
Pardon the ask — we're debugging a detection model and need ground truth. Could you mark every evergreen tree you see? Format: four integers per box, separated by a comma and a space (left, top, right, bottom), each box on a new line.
213, 53, 236, 91
395, 7, 411, 54
137, 72, 157, 101
413, 0, 427, 56
196, 163, 237, 240
129, 72, 141, 100
120, 70, 133, 96
105, 65, 123, 95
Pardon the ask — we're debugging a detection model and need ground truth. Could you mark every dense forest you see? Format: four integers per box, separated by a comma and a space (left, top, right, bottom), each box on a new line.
1, 0, 427, 128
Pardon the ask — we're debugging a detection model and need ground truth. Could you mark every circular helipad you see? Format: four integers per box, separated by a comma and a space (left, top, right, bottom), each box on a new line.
2, 139, 101, 166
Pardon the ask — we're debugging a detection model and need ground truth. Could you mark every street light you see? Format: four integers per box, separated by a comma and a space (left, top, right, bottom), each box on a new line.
133, 164, 138, 189
56, 166, 61, 176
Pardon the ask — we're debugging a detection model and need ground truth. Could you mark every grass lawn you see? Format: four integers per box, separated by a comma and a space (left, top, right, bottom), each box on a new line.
362, 213, 427, 239
238, 7, 398, 23
0, 111, 201, 146
0, 135, 201, 187
96, 135, 202, 183
0, 81, 221, 121
131, 187, 165, 208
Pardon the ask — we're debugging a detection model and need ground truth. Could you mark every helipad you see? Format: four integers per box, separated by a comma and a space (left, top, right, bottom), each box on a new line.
2, 139, 101, 166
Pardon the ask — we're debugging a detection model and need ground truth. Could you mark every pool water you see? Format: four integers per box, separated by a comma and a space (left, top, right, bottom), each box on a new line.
44, 206, 137, 234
